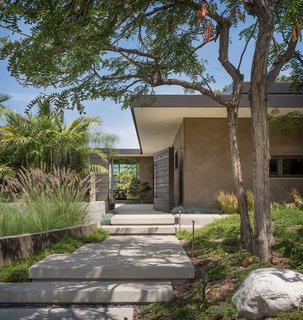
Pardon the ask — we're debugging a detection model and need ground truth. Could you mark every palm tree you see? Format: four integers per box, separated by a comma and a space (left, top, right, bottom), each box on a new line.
89, 130, 119, 199
55, 116, 107, 174
0, 107, 107, 177
0, 93, 11, 117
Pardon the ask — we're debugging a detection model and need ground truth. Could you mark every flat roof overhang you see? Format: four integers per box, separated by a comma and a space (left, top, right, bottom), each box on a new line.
132, 94, 303, 156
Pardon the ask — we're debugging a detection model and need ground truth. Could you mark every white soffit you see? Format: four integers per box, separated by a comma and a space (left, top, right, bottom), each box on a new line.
133, 106, 303, 156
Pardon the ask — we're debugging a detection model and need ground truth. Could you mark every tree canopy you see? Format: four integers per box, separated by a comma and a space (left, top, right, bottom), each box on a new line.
0, 1, 301, 113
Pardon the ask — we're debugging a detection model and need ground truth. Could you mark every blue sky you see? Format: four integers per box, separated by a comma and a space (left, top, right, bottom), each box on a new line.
1, 13, 299, 149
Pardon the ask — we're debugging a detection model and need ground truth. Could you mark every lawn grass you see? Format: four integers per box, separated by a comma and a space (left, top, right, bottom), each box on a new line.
140, 208, 303, 320
0, 228, 109, 282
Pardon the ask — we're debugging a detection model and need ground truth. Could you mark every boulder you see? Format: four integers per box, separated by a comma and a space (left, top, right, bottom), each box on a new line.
232, 268, 303, 319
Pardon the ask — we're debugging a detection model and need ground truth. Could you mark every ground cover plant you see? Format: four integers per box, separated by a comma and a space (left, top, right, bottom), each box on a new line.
101, 213, 114, 225
0, 166, 90, 236
172, 206, 220, 215
139, 208, 303, 320
0, 228, 108, 282
216, 190, 254, 214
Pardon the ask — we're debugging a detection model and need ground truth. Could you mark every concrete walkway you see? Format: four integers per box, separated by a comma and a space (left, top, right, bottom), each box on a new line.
110, 204, 175, 230
29, 235, 195, 280
0, 235, 195, 306
0, 307, 133, 320
115, 203, 166, 215
0, 204, 195, 312
110, 204, 175, 227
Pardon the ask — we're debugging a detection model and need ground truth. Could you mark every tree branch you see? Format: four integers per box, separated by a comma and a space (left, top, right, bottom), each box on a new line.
217, 20, 244, 106
218, 22, 243, 82
159, 78, 231, 107
238, 22, 258, 70
144, 3, 180, 17
267, 37, 298, 89
0, 23, 30, 37
295, 51, 303, 65
118, 79, 143, 95
92, 68, 143, 81
193, 35, 218, 53
109, 45, 156, 59
119, 51, 143, 69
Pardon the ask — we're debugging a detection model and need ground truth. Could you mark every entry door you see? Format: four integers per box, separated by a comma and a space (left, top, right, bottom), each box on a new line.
153, 147, 174, 212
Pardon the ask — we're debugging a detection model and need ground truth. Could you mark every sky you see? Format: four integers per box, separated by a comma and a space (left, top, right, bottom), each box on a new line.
1, 10, 300, 149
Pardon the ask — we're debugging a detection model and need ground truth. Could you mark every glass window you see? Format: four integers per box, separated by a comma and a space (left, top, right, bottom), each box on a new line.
282, 158, 303, 176
111, 158, 139, 199
269, 158, 278, 176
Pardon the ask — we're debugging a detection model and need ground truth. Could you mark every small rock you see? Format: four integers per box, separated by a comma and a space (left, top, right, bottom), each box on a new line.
232, 268, 303, 320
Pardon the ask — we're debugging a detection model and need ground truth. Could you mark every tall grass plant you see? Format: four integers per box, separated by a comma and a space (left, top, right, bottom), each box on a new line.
0, 166, 89, 237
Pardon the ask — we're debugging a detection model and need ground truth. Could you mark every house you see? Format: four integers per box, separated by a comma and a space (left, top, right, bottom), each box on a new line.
94, 82, 303, 212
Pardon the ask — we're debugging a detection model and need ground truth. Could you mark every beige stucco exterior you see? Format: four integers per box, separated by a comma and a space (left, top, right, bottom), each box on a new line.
174, 118, 303, 207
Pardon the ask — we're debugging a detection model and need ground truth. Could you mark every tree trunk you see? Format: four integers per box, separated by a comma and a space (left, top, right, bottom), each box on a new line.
227, 107, 253, 252
249, 12, 274, 263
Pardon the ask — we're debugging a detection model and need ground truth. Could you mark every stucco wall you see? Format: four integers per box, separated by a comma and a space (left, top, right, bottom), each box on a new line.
269, 126, 303, 200
139, 157, 154, 203
182, 118, 303, 207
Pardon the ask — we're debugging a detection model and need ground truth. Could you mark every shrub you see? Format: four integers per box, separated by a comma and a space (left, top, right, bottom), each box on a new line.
216, 191, 238, 215
270, 189, 303, 211
128, 178, 151, 203
271, 201, 297, 210
289, 189, 303, 210
171, 206, 220, 214
101, 213, 114, 225
0, 166, 90, 236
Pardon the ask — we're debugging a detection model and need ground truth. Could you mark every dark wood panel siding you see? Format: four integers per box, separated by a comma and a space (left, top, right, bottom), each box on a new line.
153, 148, 174, 212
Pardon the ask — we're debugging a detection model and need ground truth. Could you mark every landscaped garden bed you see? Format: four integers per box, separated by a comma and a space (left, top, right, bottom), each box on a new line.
138, 208, 303, 320
0, 228, 108, 282
0, 223, 98, 266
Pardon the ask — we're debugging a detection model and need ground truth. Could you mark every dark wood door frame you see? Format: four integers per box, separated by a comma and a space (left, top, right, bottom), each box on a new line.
153, 147, 174, 212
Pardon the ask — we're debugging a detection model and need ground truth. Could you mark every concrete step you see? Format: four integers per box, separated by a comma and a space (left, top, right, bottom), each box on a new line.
175, 214, 227, 226
0, 281, 172, 304
102, 225, 175, 235
0, 307, 133, 320
29, 236, 195, 281
175, 225, 204, 231
110, 214, 175, 225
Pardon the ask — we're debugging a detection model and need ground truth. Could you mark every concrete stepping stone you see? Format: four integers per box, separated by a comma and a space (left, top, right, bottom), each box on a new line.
110, 214, 175, 225
29, 236, 195, 281
102, 225, 175, 235
0, 307, 133, 320
0, 281, 172, 304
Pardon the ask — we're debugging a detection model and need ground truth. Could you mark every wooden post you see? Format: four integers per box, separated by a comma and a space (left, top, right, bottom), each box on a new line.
192, 220, 195, 256
89, 172, 96, 202
179, 210, 181, 230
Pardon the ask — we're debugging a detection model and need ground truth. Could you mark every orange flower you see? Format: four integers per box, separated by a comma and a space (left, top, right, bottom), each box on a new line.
197, 3, 208, 23
203, 20, 213, 43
